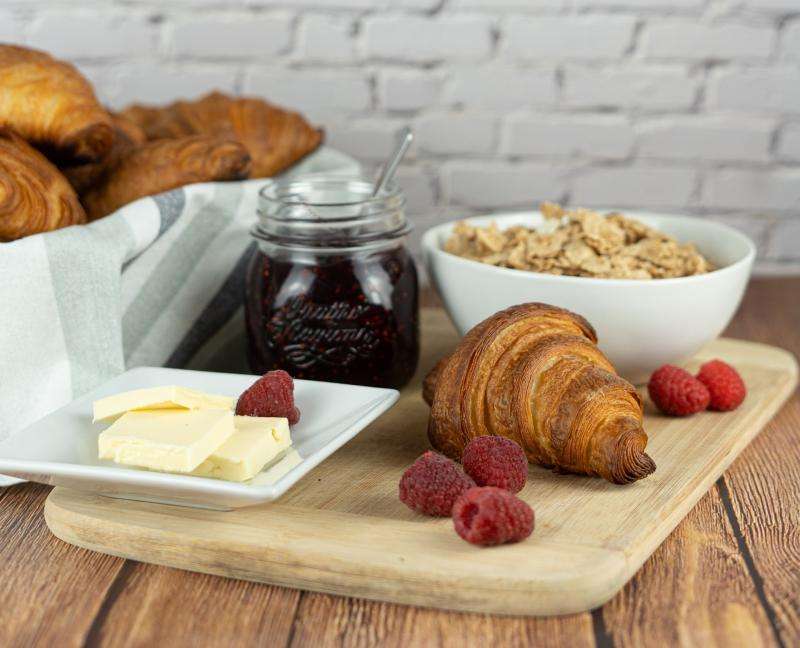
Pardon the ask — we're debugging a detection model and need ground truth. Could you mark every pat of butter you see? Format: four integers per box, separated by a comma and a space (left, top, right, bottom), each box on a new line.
93, 386, 234, 422
98, 409, 234, 472
192, 416, 292, 482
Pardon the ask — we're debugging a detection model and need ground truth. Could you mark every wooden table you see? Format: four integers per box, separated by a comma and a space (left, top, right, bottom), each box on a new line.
1, 277, 798, 648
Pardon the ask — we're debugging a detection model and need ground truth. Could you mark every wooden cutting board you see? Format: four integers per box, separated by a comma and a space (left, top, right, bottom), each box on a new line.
44, 309, 798, 616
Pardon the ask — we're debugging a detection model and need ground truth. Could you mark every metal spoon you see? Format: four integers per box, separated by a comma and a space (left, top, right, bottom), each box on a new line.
372, 126, 414, 197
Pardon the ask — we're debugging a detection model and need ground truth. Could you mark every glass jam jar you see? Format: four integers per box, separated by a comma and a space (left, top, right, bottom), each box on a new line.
245, 175, 419, 389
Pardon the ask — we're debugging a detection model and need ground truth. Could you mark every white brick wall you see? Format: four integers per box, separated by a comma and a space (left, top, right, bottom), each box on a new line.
2, 0, 798, 273
563, 66, 698, 110
637, 117, 773, 162
504, 16, 636, 60
641, 22, 774, 61
363, 16, 492, 62
169, 14, 293, 59
503, 115, 634, 159
572, 167, 698, 208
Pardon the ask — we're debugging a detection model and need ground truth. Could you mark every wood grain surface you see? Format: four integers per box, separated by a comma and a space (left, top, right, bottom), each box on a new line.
0, 277, 798, 647
42, 325, 797, 616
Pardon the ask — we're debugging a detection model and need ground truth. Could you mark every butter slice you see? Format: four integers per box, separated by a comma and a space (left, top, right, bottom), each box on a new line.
192, 416, 291, 482
93, 386, 235, 422
98, 409, 235, 472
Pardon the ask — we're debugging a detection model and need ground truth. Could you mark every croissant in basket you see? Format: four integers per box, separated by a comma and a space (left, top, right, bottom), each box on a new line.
80, 135, 252, 220
60, 112, 148, 195
0, 45, 113, 162
0, 128, 86, 241
120, 91, 323, 178
424, 303, 656, 485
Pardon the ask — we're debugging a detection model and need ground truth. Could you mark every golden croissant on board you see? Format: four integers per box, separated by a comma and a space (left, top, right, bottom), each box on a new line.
0, 128, 87, 241
120, 91, 323, 178
0, 44, 113, 162
80, 135, 252, 220
424, 303, 656, 485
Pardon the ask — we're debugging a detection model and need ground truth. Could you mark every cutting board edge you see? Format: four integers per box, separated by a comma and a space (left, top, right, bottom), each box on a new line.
44, 489, 630, 616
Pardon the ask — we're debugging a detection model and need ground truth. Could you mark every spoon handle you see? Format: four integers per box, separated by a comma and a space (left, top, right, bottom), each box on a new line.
372, 126, 413, 197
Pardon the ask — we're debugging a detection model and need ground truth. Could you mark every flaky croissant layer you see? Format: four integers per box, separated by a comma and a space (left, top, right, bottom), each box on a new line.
425, 303, 655, 485
0, 128, 86, 241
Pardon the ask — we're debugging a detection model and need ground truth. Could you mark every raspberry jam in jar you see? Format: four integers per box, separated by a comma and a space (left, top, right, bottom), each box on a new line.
245, 176, 419, 389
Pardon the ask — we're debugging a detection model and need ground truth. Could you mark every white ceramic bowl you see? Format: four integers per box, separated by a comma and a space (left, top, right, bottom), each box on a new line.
422, 211, 756, 384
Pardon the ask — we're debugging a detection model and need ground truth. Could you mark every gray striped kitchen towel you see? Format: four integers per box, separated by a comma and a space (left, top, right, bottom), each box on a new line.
0, 148, 358, 484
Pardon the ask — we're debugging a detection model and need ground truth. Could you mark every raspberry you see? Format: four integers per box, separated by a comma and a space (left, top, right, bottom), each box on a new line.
697, 359, 746, 411
462, 435, 528, 493
648, 364, 710, 416
452, 487, 534, 546
236, 370, 300, 424
399, 451, 475, 517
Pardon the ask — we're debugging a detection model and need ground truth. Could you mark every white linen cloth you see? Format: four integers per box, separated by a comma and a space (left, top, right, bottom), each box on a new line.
0, 148, 359, 484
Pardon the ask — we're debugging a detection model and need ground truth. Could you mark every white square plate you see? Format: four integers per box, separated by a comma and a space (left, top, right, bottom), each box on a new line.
0, 367, 398, 509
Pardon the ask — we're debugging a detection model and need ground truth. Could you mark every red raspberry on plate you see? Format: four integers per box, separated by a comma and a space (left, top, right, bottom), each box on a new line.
399, 451, 475, 517
696, 359, 746, 411
648, 364, 710, 416
462, 435, 528, 493
452, 486, 534, 546
236, 369, 300, 424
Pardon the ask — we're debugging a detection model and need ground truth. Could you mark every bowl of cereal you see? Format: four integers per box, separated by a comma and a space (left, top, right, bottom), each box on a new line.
422, 203, 755, 383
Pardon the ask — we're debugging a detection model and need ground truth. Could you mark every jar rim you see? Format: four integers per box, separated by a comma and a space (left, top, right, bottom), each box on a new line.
258, 174, 404, 218
249, 223, 413, 252
253, 173, 411, 250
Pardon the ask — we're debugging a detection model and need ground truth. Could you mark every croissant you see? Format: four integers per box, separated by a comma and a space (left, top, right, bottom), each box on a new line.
80, 135, 251, 220
425, 303, 656, 485
60, 112, 147, 195
120, 91, 323, 178
0, 45, 113, 162
0, 128, 86, 241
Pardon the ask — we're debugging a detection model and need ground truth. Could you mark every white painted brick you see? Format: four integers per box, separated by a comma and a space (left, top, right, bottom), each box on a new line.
777, 123, 800, 161
453, 0, 566, 8
642, 22, 774, 61
757, 260, 800, 275
782, 20, 800, 60
297, 14, 355, 63
273, 0, 374, 7
740, 0, 800, 13
710, 68, 800, 114
706, 214, 771, 256
443, 162, 567, 209
571, 167, 697, 208
575, 0, 702, 8
93, 63, 237, 109
446, 66, 556, 109
325, 119, 409, 162
0, 10, 25, 44
363, 16, 492, 63
637, 117, 773, 162
390, 0, 442, 8
564, 66, 697, 110
394, 165, 437, 216
27, 11, 153, 59
416, 114, 496, 155
244, 70, 371, 115
767, 219, 800, 259
502, 115, 634, 159
505, 16, 636, 60
379, 70, 443, 111
704, 169, 800, 210
169, 14, 292, 59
